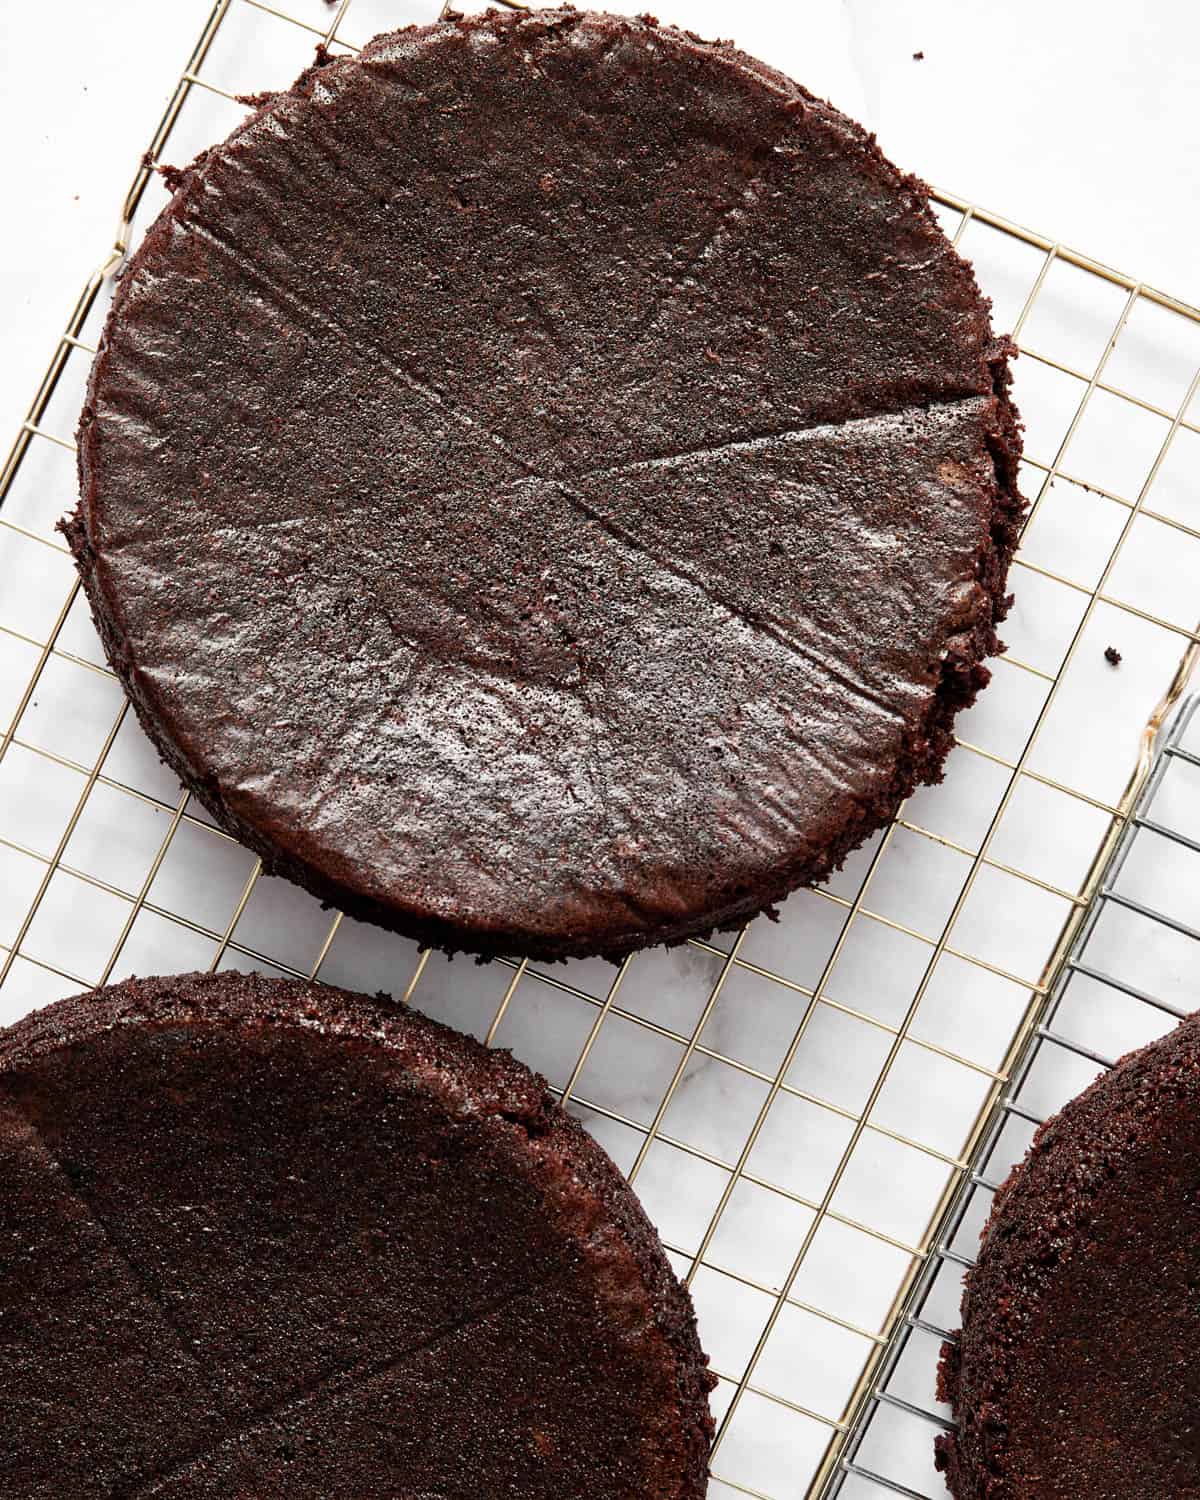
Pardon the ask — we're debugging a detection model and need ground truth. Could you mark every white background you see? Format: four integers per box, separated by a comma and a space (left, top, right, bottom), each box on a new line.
1, 4, 1199, 1497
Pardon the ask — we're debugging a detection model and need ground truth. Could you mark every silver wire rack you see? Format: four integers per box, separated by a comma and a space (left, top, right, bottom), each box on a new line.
833, 692, 1200, 1498
1, 2, 1199, 1496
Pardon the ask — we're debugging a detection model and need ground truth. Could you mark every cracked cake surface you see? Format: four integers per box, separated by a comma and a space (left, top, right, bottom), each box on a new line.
68, 7, 1022, 961
937, 1012, 1200, 1498
0, 971, 714, 1497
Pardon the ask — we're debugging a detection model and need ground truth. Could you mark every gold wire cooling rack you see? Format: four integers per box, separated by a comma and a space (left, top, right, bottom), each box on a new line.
1, 2, 1200, 1496
834, 693, 1200, 1497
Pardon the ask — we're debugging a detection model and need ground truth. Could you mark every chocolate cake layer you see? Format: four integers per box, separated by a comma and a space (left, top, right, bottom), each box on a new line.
0, 971, 714, 1497
69, 8, 1022, 961
938, 1012, 1200, 1498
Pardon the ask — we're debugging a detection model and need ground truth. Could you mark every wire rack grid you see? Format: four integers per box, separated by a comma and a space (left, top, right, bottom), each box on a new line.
1, 2, 1199, 1497
832, 692, 1200, 1498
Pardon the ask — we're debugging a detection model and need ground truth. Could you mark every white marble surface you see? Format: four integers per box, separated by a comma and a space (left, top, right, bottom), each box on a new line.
1, 4, 1199, 1497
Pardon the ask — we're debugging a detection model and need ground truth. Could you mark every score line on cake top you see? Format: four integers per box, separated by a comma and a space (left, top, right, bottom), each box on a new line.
66, 7, 1022, 963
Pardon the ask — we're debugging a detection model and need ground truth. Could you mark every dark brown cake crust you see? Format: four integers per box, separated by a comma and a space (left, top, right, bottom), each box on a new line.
937, 1013, 1200, 1498
68, 7, 1022, 962
0, 971, 714, 1497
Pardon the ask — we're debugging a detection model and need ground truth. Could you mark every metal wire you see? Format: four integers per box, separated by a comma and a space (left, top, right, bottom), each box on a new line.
832, 694, 1200, 1498
1, 3, 1199, 1496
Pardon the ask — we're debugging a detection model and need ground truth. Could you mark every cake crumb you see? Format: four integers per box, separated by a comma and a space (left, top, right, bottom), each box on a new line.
1104, 645, 1122, 666
913, 50, 925, 60
158, 163, 188, 194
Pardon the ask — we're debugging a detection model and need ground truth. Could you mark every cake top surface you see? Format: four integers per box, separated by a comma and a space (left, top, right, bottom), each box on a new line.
0, 969, 713, 1497
74, 8, 1018, 960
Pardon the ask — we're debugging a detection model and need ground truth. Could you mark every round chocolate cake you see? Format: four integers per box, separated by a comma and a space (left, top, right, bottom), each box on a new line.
68, 7, 1022, 961
937, 1013, 1200, 1498
0, 971, 713, 1497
